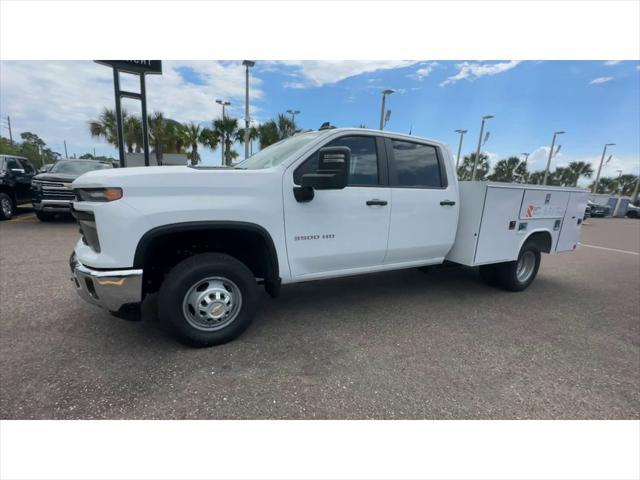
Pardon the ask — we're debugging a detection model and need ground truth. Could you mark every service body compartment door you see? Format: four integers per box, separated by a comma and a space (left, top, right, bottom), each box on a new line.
474, 187, 524, 264
556, 191, 589, 252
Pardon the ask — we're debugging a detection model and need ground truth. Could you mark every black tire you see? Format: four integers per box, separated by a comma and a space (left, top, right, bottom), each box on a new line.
495, 242, 541, 292
627, 210, 638, 219
35, 211, 54, 222
478, 264, 499, 285
0, 193, 14, 220
158, 253, 259, 347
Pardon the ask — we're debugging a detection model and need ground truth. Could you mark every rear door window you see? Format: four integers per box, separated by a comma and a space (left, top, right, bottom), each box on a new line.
389, 140, 445, 188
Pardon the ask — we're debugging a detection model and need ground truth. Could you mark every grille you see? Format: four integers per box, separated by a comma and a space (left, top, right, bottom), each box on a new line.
40, 181, 75, 201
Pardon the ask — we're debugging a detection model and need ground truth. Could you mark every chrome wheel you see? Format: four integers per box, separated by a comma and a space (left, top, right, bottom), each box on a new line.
516, 250, 536, 283
1, 197, 12, 217
182, 276, 242, 331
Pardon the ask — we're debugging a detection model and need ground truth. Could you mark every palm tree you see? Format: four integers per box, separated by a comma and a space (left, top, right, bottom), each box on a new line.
89, 108, 119, 146
237, 126, 260, 156
199, 127, 220, 155
257, 113, 298, 149
457, 153, 490, 181
148, 112, 168, 165
566, 161, 594, 187
212, 116, 240, 166
182, 122, 202, 165
123, 115, 143, 153
488, 157, 523, 183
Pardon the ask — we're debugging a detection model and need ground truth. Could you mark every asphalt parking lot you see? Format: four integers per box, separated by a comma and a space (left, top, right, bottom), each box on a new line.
1, 209, 639, 419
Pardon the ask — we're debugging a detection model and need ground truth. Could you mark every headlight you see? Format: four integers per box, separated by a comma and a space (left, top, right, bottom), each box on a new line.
74, 187, 123, 202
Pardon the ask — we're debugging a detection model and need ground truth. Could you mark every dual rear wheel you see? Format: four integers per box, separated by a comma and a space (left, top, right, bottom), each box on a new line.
479, 242, 541, 291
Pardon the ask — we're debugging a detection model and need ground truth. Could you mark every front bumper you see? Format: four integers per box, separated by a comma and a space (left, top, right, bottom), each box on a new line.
33, 199, 73, 213
69, 253, 143, 313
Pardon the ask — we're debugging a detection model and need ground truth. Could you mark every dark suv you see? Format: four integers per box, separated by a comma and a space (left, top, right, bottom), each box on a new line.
31, 159, 113, 221
0, 154, 37, 220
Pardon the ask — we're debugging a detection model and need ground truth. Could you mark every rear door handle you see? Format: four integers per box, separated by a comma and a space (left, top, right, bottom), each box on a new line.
440, 200, 456, 206
366, 199, 388, 206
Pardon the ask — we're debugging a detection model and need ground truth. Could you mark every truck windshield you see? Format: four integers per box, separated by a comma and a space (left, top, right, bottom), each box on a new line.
234, 131, 324, 170
49, 161, 112, 175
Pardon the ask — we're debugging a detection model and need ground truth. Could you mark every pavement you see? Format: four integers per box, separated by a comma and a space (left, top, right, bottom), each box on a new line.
1, 208, 638, 419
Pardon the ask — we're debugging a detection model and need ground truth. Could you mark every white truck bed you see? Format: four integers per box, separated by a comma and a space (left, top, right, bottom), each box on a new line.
446, 181, 589, 267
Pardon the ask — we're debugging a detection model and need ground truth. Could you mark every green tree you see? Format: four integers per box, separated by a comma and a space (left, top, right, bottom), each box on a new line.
237, 126, 260, 156
212, 116, 241, 166
457, 153, 490, 181
257, 113, 297, 149
123, 115, 143, 153
199, 127, 220, 155
590, 175, 640, 195
566, 161, 594, 187
488, 156, 527, 183
89, 108, 119, 147
182, 122, 202, 165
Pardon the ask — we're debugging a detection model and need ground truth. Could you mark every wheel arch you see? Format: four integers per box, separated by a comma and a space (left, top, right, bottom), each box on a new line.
521, 229, 553, 254
134, 221, 281, 297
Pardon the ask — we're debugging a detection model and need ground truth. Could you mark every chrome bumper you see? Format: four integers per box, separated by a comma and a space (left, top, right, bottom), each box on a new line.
33, 199, 73, 212
69, 253, 143, 313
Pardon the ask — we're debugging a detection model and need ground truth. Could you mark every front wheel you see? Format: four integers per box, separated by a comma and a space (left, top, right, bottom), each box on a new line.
0, 193, 14, 220
158, 253, 259, 347
495, 242, 541, 292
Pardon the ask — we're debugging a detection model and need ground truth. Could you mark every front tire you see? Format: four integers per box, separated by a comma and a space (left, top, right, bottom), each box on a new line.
158, 253, 259, 347
35, 211, 55, 222
495, 242, 541, 292
0, 193, 14, 220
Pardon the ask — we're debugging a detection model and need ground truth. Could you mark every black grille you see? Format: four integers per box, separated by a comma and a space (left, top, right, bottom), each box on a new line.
40, 181, 75, 201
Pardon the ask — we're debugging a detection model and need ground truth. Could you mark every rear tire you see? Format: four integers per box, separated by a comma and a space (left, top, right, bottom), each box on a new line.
35, 211, 54, 222
0, 193, 14, 220
495, 242, 541, 292
158, 253, 259, 347
627, 210, 638, 219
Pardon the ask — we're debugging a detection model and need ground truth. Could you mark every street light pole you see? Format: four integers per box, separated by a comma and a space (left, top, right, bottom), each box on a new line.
379, 89, 394, 130
592, 143, 615, 194
216, 99, 231, 165
286, 109, 300, 125
471, 115, 493, 181
613, 169, 624, 217
242, 61, 255, 161
454, 129, 467, 170
542, 131, 565, 185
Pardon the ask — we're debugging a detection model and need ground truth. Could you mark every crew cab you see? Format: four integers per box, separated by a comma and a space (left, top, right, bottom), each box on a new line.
69, 128, 588, 346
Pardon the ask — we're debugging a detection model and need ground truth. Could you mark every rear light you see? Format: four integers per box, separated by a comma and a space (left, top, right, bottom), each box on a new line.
75, 187, 122, 202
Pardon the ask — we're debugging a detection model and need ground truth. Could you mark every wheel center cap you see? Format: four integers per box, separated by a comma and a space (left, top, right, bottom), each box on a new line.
209, 302, 227, 319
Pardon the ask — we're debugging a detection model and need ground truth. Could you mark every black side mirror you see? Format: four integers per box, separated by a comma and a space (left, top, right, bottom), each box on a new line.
301, 146, 350, 190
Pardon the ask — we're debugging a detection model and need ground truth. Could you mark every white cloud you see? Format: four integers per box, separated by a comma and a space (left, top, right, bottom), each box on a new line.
589, 76, 614, 84
604, 60, 622, 65
283, 81, 306, 89
408, 62, 438, 80
276, 60, 419, 88
440, 60, 521, 86
0, 60, 264, 157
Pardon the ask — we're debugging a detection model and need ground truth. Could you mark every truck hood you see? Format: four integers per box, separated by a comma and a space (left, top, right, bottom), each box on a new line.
72, 165, 279, 192
34, 172, 78, 183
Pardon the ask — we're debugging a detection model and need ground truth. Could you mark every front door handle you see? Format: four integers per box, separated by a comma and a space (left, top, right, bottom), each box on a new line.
366, 199, 388, 206
440, 200, 456, 206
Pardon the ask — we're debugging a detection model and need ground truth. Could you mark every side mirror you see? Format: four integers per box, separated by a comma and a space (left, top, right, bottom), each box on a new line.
10, 168, 25, 174
300, 146, 350, 190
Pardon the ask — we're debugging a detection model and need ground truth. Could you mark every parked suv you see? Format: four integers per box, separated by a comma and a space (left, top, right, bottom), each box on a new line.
31, 159, 113, 221
0, 154, 37, 220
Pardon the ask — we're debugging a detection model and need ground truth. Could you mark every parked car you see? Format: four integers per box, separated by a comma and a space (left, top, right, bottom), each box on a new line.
38, 163, 55, 173
0, 154, 37, 220
585, 200, 611, 218
69, 127, 588, 347
31, 159, 113, 221
626, 203, 639, 218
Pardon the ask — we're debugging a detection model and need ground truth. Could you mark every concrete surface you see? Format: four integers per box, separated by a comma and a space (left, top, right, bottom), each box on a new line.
1, 211, 638, 419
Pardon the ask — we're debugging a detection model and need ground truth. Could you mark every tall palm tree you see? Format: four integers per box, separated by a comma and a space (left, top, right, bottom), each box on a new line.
457, 153, 490, 181
566, 161, 594, 187
237, 126, 260, 156
199, 127, 220, 155
89, 108, 119, 146
257, 113, 298, 149
148, 112, 168, 165
123, 115, 143, 153
488, 157, 522, 183
212, 116, 240, 166
182, 122, 202, 165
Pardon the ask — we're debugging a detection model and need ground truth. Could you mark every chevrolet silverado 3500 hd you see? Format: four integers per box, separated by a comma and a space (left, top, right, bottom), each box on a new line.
70, 128, 588, 346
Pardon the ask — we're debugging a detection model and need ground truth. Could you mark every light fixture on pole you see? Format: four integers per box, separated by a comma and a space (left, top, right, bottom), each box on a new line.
542, 131, 565, 185
471, 115, 493, 180
286, 109, 300, 124
592, 143, 615, 193
216, 99, 231, 165
521, 152, 530, 164
379, 89, 395, 130
242, 61, 255, 160
454, 129, 467, 169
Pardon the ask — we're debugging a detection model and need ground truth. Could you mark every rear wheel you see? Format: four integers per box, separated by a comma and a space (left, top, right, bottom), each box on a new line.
627, 210, 638, 219
495, 242, 541, 292
0, 193, 14, 220
158, 253, 259, 347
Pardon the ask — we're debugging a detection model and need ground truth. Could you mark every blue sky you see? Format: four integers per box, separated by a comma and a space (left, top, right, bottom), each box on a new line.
1, 60, 638, 183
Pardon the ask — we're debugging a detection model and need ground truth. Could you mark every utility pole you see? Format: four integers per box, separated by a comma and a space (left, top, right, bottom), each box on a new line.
242, 61, 255, 160
454, 129, 467, 170
6, 116, 13, 144
471, 115, 493, 181
64, 140, 69, 158
612, 170, 624, 217
542, 131, 565, 185
379, 89, 394, 130
592, 143, 615, 193
216, 99, 230, 165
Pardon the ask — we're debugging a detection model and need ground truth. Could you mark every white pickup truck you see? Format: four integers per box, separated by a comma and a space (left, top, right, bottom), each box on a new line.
70, 128, 588, 346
